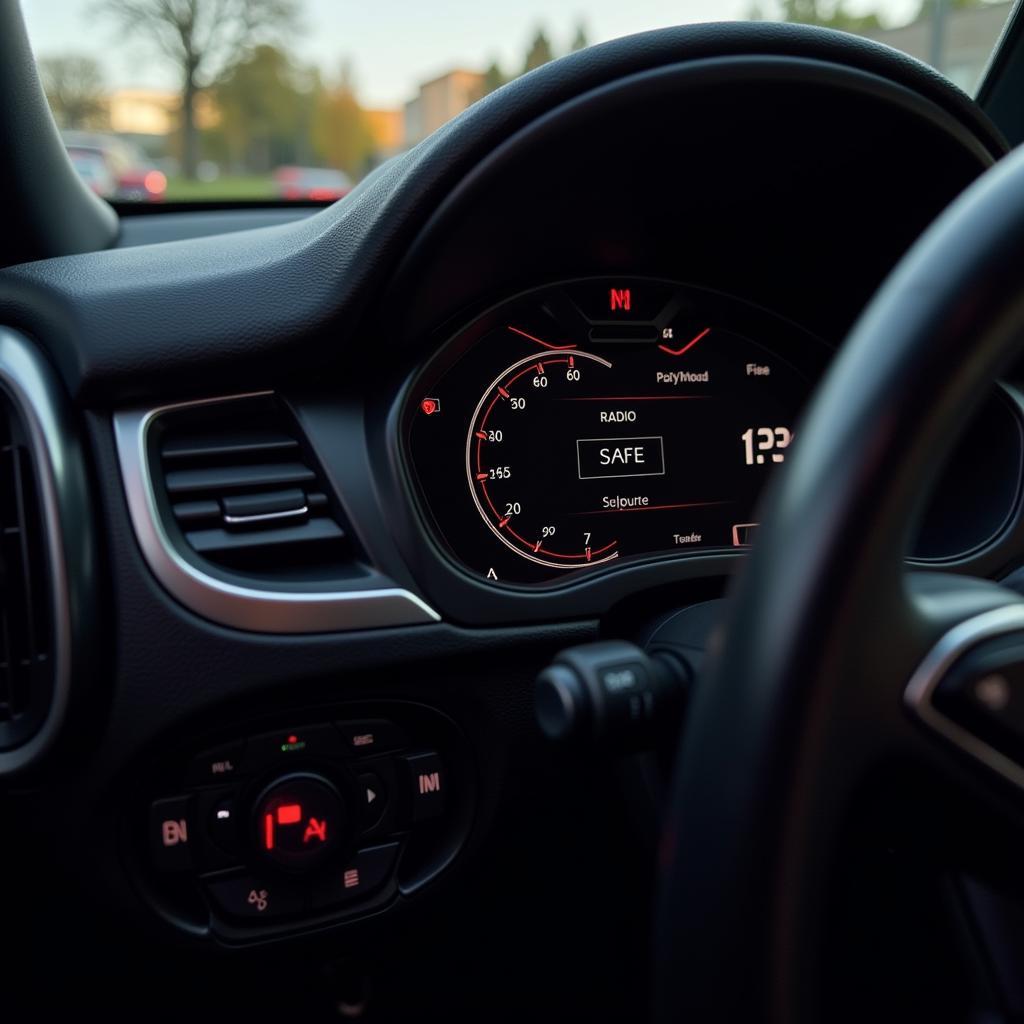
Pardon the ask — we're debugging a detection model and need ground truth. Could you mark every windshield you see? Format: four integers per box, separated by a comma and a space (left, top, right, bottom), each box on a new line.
21, 0, 1015, 204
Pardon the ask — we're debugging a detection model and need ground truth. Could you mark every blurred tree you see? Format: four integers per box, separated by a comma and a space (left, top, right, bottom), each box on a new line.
39, 55, 108, 130
570, 21, 589, 52
481, 59, 508, 96
523, 27, 555, 73
212, 44, 306, 173
289, 65, 324, 166
311, 63, 374, 177
95, 0, 299, 178
782, 0, 882, 28
748, 0, 883, 29
914, 0, 987, 13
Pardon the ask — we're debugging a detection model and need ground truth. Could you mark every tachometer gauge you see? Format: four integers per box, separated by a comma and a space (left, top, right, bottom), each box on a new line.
404, 277, 826, 585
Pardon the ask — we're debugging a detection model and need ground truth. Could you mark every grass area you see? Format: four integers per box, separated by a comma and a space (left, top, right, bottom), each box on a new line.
162, 175, 276, 201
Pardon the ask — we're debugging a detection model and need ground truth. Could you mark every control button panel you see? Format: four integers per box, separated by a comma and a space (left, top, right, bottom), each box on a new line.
138, 706, 466, 940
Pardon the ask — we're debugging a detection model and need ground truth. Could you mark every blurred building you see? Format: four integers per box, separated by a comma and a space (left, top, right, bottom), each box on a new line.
862, 1, 1012, 93
404, 69, 485, 147
108, 88, 177, 136
365, 107, 404, 159
107, 88, 220, 137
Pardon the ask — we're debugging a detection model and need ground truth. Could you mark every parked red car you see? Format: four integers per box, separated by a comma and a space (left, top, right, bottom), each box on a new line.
274, 165, 352, 201
63, 131, 166, 202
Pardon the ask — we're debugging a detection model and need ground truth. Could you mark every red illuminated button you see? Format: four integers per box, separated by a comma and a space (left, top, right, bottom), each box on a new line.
252, 773, 347, 871
150, 795, 193, 871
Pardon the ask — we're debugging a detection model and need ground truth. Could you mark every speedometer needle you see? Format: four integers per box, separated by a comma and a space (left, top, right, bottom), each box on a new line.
508, 325, 577, 350
659, 326, 710, 357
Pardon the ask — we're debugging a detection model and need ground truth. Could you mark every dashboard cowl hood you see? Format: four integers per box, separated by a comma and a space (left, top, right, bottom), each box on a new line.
0, 22, 1006, 404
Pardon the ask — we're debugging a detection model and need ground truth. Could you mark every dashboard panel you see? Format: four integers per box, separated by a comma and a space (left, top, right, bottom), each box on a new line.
400, 277, 1024, 597
4, 19, 1024, 1018
404, 277, 828, 585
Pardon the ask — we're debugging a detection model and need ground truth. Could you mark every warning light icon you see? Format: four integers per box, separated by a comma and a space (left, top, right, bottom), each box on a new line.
609, 288, 631, 312
420, 397, 441, 416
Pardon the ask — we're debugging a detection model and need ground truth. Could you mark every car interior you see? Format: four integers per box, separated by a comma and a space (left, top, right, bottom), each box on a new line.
8, 1, 1024, 1020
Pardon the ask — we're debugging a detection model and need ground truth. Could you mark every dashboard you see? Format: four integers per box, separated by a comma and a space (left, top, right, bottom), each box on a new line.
4, 20, 1024, 1017
405, 277, 824, 584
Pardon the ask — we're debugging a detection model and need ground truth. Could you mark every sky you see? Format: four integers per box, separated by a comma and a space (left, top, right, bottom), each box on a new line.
21, 0, 922, 109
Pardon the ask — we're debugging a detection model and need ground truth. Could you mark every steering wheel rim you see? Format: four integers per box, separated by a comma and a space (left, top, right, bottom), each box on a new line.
655, 142, 1024, 1021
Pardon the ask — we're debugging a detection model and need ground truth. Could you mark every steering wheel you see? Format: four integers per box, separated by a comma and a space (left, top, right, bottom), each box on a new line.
655, 141, 1024, 1020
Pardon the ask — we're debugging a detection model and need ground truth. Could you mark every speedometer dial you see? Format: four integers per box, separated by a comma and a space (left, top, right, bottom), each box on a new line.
468, 350, 620, 569
405, 277, 826, 585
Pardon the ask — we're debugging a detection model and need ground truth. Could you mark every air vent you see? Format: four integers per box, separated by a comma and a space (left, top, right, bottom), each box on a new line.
0, 389, 52, 748
154, 397, 353, 582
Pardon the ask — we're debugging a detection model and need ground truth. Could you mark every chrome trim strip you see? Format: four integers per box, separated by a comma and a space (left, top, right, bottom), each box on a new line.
222, 505, 308, 526
113, 393, 441, 633
0, 328, 75, 774
905, 604, 1024, 790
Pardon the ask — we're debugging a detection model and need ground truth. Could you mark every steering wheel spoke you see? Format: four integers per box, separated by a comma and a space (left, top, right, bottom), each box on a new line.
903, 582, 1024, 804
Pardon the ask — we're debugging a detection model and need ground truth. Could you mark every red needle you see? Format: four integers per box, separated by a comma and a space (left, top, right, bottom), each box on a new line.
508, 325, 576, 350
659, 327, 710, 357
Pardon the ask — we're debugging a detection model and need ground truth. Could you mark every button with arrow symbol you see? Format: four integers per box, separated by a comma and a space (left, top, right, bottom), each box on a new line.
356, 771, 387, 831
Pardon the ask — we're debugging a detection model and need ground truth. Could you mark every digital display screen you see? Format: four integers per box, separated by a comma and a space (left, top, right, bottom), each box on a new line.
404, 277, 825, 585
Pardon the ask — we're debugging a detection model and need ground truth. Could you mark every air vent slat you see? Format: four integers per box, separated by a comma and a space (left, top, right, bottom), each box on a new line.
165, 462, 316, 496
186, 517, 344, 555
0, 388, 51, 735
155, 398, 354, 580
0, 602, 11, 719
11, 448, 39, 661
221, 488, 305, 519
162, 431, 298, 462
172, 499, 221, 526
